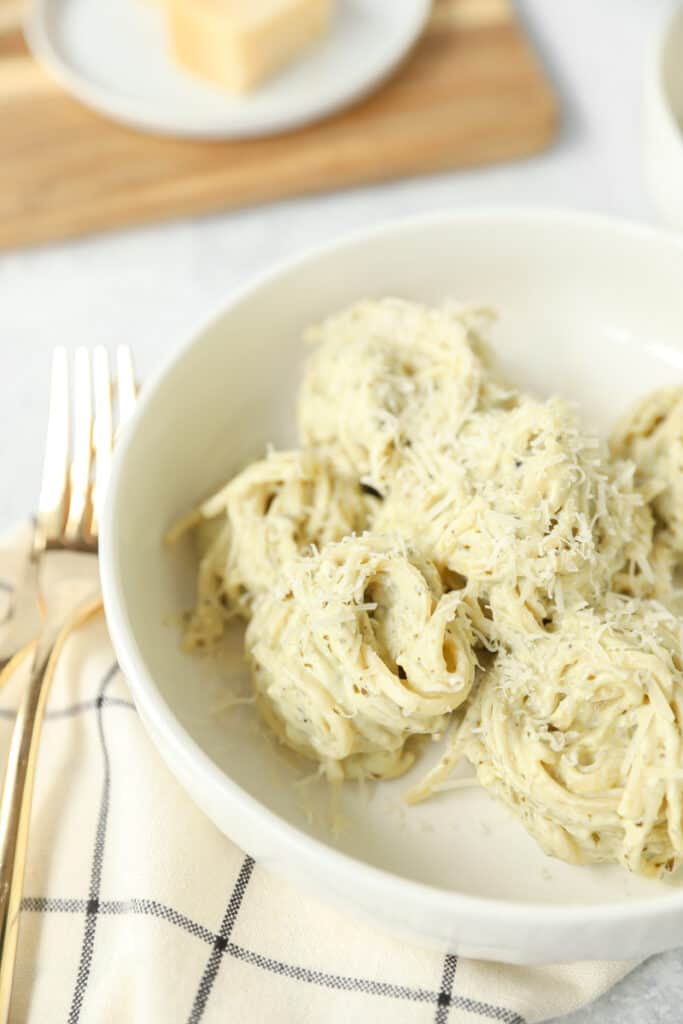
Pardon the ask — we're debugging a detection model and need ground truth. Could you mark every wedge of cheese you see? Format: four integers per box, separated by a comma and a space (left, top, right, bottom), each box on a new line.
166, 0, 334, 93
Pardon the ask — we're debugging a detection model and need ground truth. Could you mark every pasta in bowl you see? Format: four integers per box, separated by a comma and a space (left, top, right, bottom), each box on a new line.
173, 295, 683, 882
246, 533, 476, 782
410, 595, 683, 877
100, 210, 683, 962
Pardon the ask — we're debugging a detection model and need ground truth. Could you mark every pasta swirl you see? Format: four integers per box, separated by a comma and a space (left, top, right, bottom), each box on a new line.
376, 396, 653, 639
412, 596, 683, 876
611, 387, 683, 607
245, 534, 477, 781
298, 299, 508, 495
175, 298, 683, 879
182, 449, 373, 647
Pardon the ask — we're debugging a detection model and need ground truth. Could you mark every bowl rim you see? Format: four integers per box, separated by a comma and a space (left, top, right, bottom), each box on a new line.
101, 206, 683, 929
648, 1, 683, 145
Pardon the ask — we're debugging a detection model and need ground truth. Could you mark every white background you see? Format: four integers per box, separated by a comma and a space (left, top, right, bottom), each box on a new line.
2, 1, 683, 1018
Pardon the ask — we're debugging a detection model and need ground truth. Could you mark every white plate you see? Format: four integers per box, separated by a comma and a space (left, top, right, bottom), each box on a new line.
24, 0, 431, 139
101, 209, 683, 964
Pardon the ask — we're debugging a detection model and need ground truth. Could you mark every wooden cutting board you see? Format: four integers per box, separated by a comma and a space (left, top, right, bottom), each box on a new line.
0, 0, 557, 251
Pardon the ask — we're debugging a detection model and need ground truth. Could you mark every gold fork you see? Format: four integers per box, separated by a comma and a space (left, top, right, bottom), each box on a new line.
0, 346, 137, 1022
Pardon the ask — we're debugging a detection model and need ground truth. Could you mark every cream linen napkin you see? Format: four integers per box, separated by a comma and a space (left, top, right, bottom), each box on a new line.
0, 523, 636, 1024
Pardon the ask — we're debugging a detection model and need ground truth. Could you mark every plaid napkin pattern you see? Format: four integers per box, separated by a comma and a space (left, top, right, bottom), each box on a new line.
0, 524, 634, 1023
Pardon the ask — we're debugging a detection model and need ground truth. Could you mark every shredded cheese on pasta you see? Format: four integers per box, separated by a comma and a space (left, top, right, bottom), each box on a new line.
376, 396, 653, 641
298, 299, 511, 495
611, 387, 683, 610
180, 449, 374, 645
409, 595, 683, 877
172, 298, 683, 879
245, 533, 477, 782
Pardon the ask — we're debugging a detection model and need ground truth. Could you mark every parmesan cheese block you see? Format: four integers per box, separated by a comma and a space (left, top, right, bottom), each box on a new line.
166, 0, 334, 93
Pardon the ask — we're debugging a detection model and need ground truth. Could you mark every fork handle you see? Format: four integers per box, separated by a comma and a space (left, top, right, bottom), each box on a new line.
0, 601, 102, 1023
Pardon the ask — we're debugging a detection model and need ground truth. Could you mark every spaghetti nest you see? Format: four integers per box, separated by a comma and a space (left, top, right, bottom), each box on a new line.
245, 534, 477, 782
181, 449, 374, 650
298, 299, 509, 496
611, 387, 683, 608
174, 298, 683, 879
375, 396, 653, 640
410, 595, 683, 877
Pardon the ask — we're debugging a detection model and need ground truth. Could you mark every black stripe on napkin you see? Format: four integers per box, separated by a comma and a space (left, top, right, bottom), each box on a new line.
22, 897, 86, 913
22, 896, 215, 944
22, 891, 526, 1022
225, 943, 441, 1002
0, 695, 135, 722
447, 996, 525, 1022
100, 898, 217, 944
435, 953, 458, 1023
67, 663, 119, 1024
15, 657, 526, 1024
187, 855, 255, 1023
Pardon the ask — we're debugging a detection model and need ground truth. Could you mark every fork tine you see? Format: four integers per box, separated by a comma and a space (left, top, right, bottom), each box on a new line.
116, 346, 137, 431
33, 348, 69, 557
64, 348, 93, 545
90, 347, 112, 540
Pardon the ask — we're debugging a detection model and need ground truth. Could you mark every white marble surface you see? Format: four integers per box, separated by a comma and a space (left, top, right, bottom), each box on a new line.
2, 0, 683, 1018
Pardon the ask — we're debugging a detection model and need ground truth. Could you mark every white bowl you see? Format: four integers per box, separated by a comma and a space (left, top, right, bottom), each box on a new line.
101, 209, 683, 964
645, 3, 683, 229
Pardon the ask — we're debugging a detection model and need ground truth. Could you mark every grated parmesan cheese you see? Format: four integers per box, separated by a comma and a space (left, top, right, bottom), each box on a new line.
376, 395, 654, 643
172, 297, 683, 880
411, 594, 683, 877
298, 299, 512, 496
178, 448, 374, 646
611, 387, 683, 612
244, 533, 477, 782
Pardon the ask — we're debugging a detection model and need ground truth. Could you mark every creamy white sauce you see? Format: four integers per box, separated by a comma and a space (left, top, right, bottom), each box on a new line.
174, 299, 683, 879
